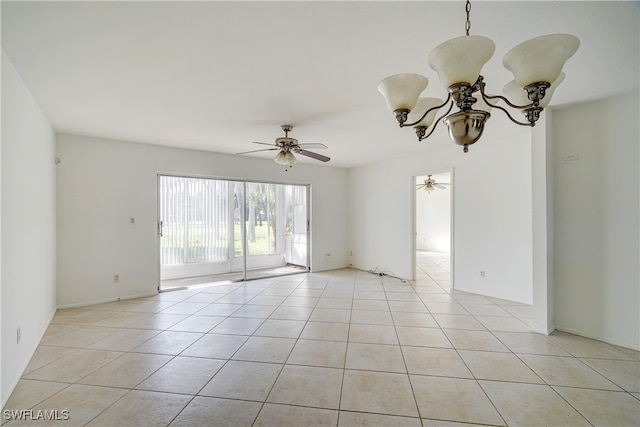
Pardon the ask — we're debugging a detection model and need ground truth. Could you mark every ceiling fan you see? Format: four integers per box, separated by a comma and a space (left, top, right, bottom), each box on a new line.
238, 125, 330, 171
417, 175, 450, 193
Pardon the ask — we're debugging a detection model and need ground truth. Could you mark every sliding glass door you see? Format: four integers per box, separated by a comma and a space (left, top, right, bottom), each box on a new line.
158, 175, 308, 289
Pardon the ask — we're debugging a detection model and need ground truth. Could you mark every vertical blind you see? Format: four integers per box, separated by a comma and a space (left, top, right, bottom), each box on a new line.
160, 176, 229, 265
160, 176, 308, 267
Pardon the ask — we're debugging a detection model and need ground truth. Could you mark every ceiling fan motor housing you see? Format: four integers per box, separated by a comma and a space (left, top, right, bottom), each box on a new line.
275, 137, 299, 148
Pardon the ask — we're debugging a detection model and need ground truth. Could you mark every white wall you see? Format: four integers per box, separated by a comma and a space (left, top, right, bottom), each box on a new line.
531, 114, 555, 334
416, 174, 451, 253
56, 134, 349, 307
1, 53, 57, 407
348, 128, 533, 304
552, 91, 639, 349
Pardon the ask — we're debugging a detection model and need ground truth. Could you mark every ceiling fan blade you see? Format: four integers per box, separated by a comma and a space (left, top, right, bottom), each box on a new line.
416, 184, 426, 190
252, 141, 277, 147
297, 143, 327, 149
434, 184, 446, 189
296, 149, 330, 162
236, 148, 280, 155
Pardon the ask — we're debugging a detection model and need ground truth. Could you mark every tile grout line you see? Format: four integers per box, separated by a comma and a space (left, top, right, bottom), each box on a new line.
386, 274, 428, 422
247, 272, 331, 426
8, 264, 639, 426
335, 268, 357, 427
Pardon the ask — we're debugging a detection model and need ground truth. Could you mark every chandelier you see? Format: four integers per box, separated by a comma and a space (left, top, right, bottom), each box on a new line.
377, 0, 579, 153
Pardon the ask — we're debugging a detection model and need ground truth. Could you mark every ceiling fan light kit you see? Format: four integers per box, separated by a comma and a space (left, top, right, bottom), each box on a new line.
273, 150, 297, 167
378, 0, 579, 153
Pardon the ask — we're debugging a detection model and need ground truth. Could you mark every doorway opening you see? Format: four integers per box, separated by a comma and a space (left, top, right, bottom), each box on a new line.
414, 170, 453, 287
158, 175, 309, 290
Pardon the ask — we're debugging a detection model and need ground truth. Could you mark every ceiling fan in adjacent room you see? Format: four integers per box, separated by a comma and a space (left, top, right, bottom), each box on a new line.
237, 125, 330, 171
417, 175, 450, 193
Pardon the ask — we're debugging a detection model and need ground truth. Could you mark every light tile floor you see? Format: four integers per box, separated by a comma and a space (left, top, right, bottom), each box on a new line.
3, 253, 639, 426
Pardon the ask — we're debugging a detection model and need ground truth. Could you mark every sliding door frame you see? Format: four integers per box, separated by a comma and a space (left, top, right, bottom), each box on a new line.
157, 173, 310, 291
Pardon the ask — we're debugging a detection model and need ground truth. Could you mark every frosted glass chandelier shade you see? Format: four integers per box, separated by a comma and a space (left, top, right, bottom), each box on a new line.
502, 34, 579, 87
377, 73, 428, 111
504, 72, 566, 108
407, 97, 444, 127
428, 35, 495, 88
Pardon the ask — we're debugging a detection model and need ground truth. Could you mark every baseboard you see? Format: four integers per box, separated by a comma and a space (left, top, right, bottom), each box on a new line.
554, 326, 640, 351
531, 325, 556, 336
310, 264, 349, 273
1, 307, 57, 409
56, 292, 158, 310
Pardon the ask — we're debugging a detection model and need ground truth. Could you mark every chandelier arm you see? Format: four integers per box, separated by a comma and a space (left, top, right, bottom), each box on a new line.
475, 83, 533, 126
476, 76, 539, 113
481, 95, 534, 127
402, 94, 452, 128
482, 92, 535, 111
418, 100, 455, 141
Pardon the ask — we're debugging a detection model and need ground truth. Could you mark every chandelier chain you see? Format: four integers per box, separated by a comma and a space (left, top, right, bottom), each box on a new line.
465, 0, 471, 36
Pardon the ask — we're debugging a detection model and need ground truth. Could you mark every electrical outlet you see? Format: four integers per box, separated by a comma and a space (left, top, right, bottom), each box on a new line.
129, 217, 135, 224
113, 274, 120, 283
17, 327, 21, 344
480, 270, 486, 278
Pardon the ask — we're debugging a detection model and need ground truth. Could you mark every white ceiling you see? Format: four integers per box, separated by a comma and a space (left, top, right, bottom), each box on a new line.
2, 1, 638, 168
